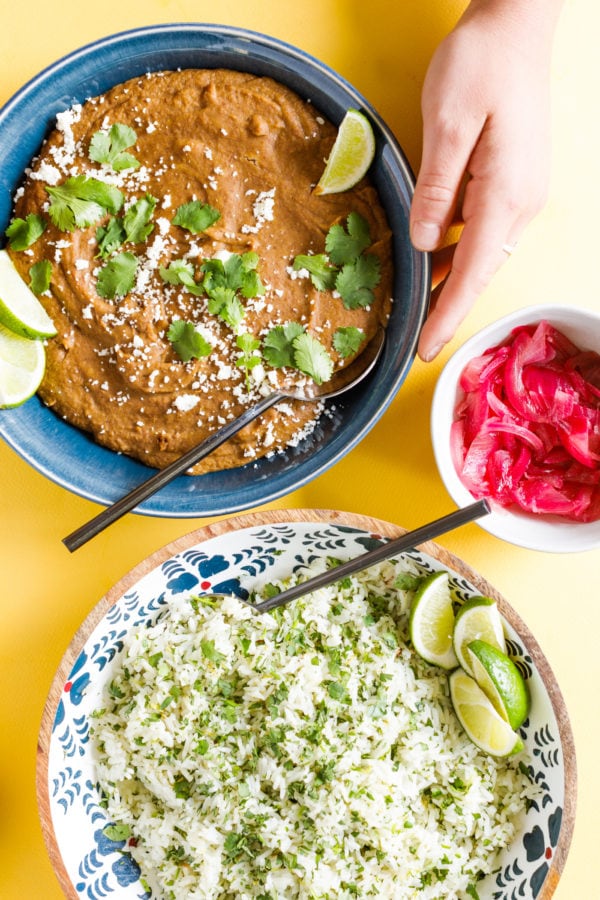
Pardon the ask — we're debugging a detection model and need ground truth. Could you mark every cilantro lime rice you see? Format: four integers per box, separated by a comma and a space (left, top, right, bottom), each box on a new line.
91, 559, 534, 898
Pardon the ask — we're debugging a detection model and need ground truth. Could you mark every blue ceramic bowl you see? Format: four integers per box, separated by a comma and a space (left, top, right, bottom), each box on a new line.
0, 24, 430, 516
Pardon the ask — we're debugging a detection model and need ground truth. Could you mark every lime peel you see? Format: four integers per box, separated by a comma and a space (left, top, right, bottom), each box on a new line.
449, 669, 524, 758
453, 596, 506, 677
468, 639, 530, 730
314, 108, 376, 196
409, 570, 458, 670
0, 248, 57, 340
0, 322, 46, 408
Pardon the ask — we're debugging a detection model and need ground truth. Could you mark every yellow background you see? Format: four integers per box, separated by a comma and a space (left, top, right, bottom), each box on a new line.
0, 0, 596, 897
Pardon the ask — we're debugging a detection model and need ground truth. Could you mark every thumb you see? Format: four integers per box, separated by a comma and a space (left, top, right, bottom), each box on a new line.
410, 123, 478, 252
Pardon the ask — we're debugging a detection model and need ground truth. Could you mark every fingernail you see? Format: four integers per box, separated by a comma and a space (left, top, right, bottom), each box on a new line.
411, 221, 442, 251
421, 342, 445, 362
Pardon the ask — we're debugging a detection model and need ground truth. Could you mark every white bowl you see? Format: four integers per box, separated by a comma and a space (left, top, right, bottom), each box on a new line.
431, 304, 600, 553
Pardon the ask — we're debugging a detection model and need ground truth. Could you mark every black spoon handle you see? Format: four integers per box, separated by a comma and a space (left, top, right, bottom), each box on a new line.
252, 500, 491, 613
63, 391, 282, 552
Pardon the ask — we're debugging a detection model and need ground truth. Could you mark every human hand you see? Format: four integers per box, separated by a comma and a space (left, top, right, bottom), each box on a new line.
411, 0, 563, 361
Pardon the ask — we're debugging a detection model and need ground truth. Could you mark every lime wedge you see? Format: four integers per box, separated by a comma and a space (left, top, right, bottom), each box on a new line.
453, 597, 506, 677
409, 570, 458, 669
0, 249, 56, 339
449, 668, 524, 758
314, 108, 376, 195
467, 639, 530, 729
0, 322, 46, 408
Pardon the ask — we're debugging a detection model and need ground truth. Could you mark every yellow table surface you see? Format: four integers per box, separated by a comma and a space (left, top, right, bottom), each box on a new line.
0, 1, 596, 897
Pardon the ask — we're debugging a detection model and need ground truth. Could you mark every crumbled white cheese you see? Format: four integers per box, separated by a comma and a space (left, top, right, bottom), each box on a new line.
241, 188, 276, 234
29, 162, 62, 185
173, 394, 200, 412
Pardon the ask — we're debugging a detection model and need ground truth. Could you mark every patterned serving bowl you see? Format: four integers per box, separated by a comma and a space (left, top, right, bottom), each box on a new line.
37, 509, 575, 899
0, 24, 430, 517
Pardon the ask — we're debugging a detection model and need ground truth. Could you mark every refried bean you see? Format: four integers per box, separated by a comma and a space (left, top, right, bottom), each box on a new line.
7, 69, 394, 472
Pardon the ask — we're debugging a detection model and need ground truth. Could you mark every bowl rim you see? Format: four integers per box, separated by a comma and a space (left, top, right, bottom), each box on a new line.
0, 23, 431, 517
36, 507, 577, 900
431, 303, 600, 552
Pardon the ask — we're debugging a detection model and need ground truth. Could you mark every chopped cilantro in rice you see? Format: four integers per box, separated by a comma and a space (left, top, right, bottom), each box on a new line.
91, 559, 534, 899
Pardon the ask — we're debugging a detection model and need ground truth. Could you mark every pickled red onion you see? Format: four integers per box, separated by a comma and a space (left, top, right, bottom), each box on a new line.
453, 320, 600, 522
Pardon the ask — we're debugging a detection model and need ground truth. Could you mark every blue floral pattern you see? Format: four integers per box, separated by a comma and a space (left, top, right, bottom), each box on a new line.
47, 521, 566, 898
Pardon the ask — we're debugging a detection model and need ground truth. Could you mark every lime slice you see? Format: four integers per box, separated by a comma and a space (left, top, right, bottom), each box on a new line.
409, 570, 458, 669
467, 639, 530, 729
449, 669, 524, 758
0, 249, 57, 340
453, 597, 506, 677
314, 108, 376, 195
0, 322, 46, 408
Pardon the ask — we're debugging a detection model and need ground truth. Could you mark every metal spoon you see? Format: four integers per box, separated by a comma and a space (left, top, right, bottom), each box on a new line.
241, 500, 490, 613
163, 501, 490, 615
63, 328, 386, 552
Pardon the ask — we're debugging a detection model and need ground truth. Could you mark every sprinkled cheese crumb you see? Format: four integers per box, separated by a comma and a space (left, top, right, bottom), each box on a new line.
215, 364, 233, 381
172, 394, 200, 412
241, 188, 276, 234
29, 162, 62, 185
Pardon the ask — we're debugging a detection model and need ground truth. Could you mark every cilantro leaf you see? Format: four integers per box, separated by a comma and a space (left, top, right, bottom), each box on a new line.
95, 195, 157, 256
207, 287, 245, 330
123, 194, 157, 243
200, 258, 227, 294
6, 213, 46, 250
89, 123, 140, 172
240, 267, 264, 299
173, 776, 192, 800
167, 319, 212, 363
236, 331, 261, 357
159, 259, 204, 295
293, 253, 337, 292
394, 572, 423, 591
327, 681, 347, 701
200, 638, 226, 664
201, 253, 264, 299
29, 259, 52, 294
335, 254, 381, 309
160, 259, 195, 285
237, 252, 265, 299
102, 823, 131, 842
292, 332, 334, 384
219, 254, 245, 292
172, 201, 220, 234
46, 176, 124, 232
326, 212, 371, 265
96, 251, 138, 299
333, 326, 365, 358
200, 253, 264, 328
262, 322, 306, 368
236, 332, 262, 388
96, 217, 126, 258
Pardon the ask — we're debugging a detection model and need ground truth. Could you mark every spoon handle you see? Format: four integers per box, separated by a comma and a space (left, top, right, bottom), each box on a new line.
63, 391, 283, 552
252, 500, 491, 612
